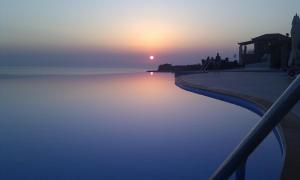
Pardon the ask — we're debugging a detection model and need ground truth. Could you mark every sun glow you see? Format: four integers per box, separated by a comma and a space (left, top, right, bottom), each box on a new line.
127, 21, 181, 52
92, 19, 191, 53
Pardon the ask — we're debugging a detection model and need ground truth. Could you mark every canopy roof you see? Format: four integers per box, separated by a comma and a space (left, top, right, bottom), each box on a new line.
238, 33, 290, 45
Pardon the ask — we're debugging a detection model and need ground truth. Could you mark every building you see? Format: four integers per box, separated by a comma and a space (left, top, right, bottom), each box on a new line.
238, 33, 291, 69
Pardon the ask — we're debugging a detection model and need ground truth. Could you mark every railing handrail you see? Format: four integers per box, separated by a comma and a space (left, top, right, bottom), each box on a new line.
210, 74, 300, 180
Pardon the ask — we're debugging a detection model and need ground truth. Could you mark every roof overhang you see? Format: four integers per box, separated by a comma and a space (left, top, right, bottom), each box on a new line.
238, 41, 253, 46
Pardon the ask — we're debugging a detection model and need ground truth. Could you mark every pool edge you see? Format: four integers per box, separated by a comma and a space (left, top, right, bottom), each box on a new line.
175, 76, 288, 178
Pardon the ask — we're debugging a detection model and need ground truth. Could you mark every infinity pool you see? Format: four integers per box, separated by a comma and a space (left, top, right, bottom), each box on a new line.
0, 71, 282, 179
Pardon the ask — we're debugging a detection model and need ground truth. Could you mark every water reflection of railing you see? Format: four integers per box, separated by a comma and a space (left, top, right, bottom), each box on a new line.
210, 75, 300, 180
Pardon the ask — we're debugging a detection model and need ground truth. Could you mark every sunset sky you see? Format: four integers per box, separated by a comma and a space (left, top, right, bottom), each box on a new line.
1, 0, 300, 67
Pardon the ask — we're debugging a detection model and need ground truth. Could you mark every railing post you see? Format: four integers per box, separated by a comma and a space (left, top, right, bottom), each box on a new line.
235, 160, 247, 180
210, 75, 300, 180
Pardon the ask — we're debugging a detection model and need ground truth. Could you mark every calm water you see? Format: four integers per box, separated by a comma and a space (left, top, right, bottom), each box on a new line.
0, 68, 282, 179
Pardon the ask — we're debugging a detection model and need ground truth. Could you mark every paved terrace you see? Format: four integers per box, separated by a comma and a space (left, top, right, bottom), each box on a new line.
176, 71, 300, 180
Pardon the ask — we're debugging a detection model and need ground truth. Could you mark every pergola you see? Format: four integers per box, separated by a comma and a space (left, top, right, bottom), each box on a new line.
238, 34, 291, 67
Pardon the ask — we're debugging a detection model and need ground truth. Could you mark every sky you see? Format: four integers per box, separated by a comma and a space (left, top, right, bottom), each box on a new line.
1, 0, 300, 68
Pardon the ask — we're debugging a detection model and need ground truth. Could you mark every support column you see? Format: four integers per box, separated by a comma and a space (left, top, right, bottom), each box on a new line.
243, 45, 247, 55
239, 45, 243, 66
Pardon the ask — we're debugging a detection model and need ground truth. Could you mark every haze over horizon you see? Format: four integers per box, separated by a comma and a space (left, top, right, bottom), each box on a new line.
1, 0, 300, 68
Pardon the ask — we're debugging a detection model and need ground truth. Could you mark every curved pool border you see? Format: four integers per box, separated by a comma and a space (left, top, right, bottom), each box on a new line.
175, 76, 288, 178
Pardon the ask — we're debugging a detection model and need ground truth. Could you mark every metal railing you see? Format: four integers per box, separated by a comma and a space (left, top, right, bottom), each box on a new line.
200, 60, 212, 72
210, 74, 300, 180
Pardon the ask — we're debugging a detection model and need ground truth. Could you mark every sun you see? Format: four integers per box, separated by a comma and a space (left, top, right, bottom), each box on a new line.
149, 56, 155, 60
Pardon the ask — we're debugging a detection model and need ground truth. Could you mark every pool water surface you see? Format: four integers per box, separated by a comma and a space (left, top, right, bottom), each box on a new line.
0, 72, 282, 179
